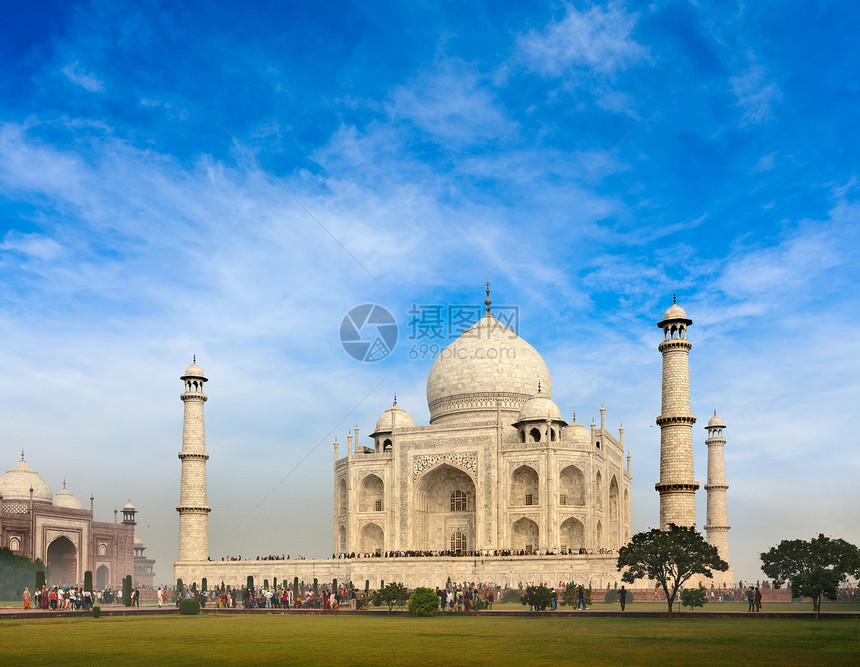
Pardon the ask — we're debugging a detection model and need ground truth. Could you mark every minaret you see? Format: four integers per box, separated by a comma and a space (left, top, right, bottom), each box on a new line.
655, 297, 699, 529
176, 357, 211, 561
705, 411, 732, 580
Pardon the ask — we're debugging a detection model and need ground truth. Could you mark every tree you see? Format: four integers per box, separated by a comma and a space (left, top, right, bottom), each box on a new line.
521, 585, 553, 611
680, 586, 707, 611
408, 587, 439, 617
84, 570, 93, 593
760, 534, 860, 620
0, 549, 48, 599
122, 575, 132, 606
616, 524, 727, 617
371, 582, 409, 613
247, 575, 254, 591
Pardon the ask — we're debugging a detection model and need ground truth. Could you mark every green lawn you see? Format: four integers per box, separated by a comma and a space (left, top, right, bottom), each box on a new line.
0, 614, 857, 665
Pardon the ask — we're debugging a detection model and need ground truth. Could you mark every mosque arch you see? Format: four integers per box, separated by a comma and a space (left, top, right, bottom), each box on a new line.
382, 438, 392, 452
338, 525, 347, 553
529, 427, 541, 442
338, 478, 347, 516
594, 471, 603, 509
560, 517, 585, 553
511, 518, 539, 553
413, 464, 476, 552
9, 537, 20, 552
96, 564, 109, 589
450, 529, 467, 553
358, 474, 384, 512
47, 536, 77, 586
559, 465, 586, 505
510, 465, 539, 506
595, 520, 603, 549
359, 523, 383, 555
98, 543, 108, 557
609, 476, 619, 549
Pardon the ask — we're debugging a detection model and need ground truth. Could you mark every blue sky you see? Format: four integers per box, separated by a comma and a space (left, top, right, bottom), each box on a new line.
1, 1, 858, 586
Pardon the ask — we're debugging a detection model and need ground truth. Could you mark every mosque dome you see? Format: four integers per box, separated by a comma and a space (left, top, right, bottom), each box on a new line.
372, 403, 415, 435
0, 458, 53, 504
134, 536, 144, 547
181, 359, 206, 380
426, 312, 552, 424
658, 299, 693, 327
516, 395, 563, 423
123, 501, 136, 511
564, 420, 591, 444
707, 413, 725, 428
53, 486, 85, 510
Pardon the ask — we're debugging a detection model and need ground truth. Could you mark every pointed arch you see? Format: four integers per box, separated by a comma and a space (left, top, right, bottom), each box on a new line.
559, 465, 585, 505
338, 478, 347, 516
510, 465, 539, 506
594, 471, 603, 509
609, 475, 619, 549
359, 474, 384, 512
560, 517, 585, 553
511, 518, 539, 553
359, 523, 383, 555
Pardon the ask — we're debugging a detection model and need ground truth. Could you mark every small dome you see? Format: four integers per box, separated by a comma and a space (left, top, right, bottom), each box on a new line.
0, 459, 53, 504
564, 421, 591, 443
662, 303, 688, 321
707, 413, 725, 428
517, 395, 563, 423
134, 536, 144, 547
53, 487, 85, 510
123, 501, 136, 511
181, 360, 206, 380
373, 404, 415, 435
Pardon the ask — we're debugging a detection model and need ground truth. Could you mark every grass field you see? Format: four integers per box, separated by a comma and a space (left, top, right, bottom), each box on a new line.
0, 613, 858, 665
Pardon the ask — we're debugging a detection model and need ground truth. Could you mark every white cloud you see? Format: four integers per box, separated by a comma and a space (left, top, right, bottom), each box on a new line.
387, 59, 516, 145
517, 2, 648, 76
0, 231, 63, 261
731, 63, 782, 124
61, 60, 105, 92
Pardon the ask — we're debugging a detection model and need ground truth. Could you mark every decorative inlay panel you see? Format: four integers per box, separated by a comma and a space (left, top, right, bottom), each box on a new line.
412, 452, 478, 480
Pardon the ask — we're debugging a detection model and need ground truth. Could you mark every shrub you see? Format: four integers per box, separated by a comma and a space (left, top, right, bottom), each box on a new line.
84, 570, 93, 593
179, 598, 201, 615
680, 587, 707, 611
521, 585, 552, 611
92, 605, 101, 618
35, 570, 46, 591
604, 589, 635, 604
500, 588, 523, 604
408, 587, 438, 617
122, 575, 132, 607
176, 578, 184, 595
202, 577, 208, 592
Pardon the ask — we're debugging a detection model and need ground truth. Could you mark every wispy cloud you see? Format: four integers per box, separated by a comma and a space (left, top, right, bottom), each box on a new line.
61, 60, 104, 92
731, 63, 781, 125
516, 2, 648, 76
0, 231, 63, 261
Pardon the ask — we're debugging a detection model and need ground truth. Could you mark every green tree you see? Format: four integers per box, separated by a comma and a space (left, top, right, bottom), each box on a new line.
0, 549, 48, 599
521, 585, 553, 611
408, 587, 438, 617
202, 577, 208, 592
371, 582, 409, 613
760, 534, 860, 620
122, 575, 132, 607
176, 578, 184, 595
83, 570, 93, 593
680, 586, 707, 611
616, 524, 727, 617
35, 569, 46, 591
247, 575, 254, 590
293, 576, 299, 600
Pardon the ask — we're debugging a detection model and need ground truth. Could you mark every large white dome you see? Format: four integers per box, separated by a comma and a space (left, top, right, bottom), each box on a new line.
0, 459, 53, 504
426, 312, 552, 424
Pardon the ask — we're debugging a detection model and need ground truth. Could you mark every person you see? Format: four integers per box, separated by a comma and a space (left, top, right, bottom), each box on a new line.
754, 586, 762, 612
23, 587, 31, 609
619, 585, 627, 612
577, 585, 588, 610
747, 586, 755, 612
157, 587, 163, 608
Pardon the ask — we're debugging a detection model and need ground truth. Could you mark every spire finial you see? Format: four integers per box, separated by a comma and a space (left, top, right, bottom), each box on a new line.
484, 281, 492, 313
714, 409, 717, 416
673, 293, 676, 305
572, 411, 576, 422
537, 380, 542, 394
21, 450, 24, 461
393, 393, 397, 406
193, 354, 196, 363
63, 479, 67, 489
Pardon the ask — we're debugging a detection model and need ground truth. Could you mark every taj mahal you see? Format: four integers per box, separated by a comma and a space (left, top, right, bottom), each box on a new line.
173, 293, 733, 589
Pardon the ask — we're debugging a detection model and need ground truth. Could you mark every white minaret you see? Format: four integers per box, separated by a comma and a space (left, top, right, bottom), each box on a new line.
655, 297, 699, 529
176, 357, 210, 561
705, 411, 733, 583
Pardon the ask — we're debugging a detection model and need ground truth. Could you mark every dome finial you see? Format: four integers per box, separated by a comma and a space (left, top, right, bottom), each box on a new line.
673, 293, 676, 305
63, 479, 67, 489
714, 408, 717, 416
572, 411, 576, 422
20, 449, 24, 461
393, 393, 397, 406
484, 281, 492, 313
193, 354, 196, 363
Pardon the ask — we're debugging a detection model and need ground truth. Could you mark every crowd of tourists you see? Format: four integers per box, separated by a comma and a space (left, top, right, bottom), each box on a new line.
220, 555, 309, 561
335, 548, 612, 559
